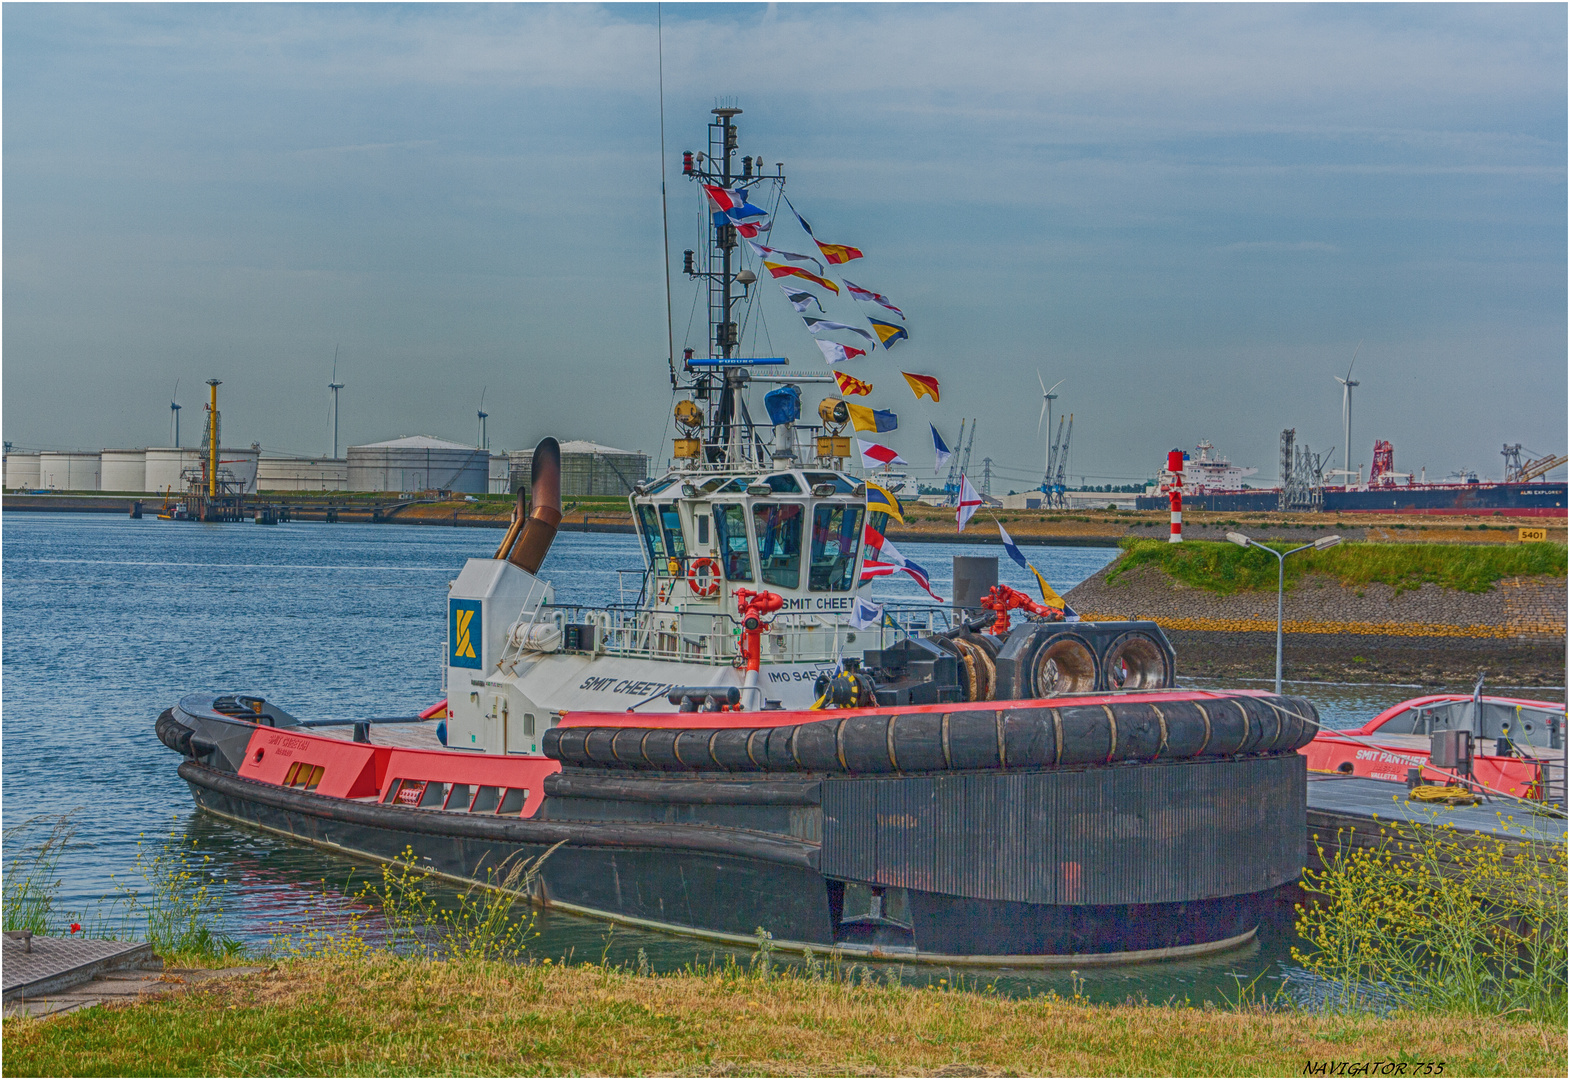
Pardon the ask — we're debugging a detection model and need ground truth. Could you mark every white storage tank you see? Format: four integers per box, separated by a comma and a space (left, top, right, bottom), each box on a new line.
217, 448, 260, 495
144, 448, 205, 495
347, 436, 487, 494
508, 440, 649, 497
100, 449, 148, 492
489, 452, 511, 495
5, 453, 42, 490
143, 447, 256, 495
39, 452, 102, 491
257, 457, 348, 492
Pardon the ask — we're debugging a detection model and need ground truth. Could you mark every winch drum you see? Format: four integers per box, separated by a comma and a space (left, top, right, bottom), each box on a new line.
1104, 631, 1171, 690
1031, 635, 1099, 696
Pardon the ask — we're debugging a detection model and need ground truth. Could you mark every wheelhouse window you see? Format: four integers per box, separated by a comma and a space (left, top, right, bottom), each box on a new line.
635, 504, 665, 568
713, 504, 754, 581
810, 504, 864, 591
658, 504, 688, 562
761, 474, 803, 493
751, 503, 804, 590
803, 472, 857, 494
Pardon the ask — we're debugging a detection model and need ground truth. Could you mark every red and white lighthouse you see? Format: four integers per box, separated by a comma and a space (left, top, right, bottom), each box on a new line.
1163, 449, 1185, 543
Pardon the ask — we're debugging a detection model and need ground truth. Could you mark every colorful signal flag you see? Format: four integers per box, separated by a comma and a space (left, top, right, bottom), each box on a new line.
869, 318, 909, 348
846, 402, 898, 433
956, 474, 982, 531
815, 340, 867, 364
834, 371, 874, 396
865, 480, 904, 523
901, 372, 940, 402
802, 317, 875, 343
845, 280, 905, 319
856, 439, 906, 469
763, 261, 839, 294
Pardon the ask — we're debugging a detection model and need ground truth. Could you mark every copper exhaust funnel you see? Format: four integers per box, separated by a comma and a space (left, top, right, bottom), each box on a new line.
505, 437, 562, 574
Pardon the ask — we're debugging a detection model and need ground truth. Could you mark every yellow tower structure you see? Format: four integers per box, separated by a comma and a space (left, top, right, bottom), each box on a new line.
205, 379, 221, 498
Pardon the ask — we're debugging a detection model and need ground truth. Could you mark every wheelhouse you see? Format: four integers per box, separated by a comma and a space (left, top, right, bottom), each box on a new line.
630, 468, 869, 618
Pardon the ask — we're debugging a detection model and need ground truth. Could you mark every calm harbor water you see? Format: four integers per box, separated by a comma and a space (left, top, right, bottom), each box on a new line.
2, 511, 1526, 1001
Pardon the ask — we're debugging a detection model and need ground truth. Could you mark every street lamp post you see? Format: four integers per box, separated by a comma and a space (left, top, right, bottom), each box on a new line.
1225, 531, 1343, 695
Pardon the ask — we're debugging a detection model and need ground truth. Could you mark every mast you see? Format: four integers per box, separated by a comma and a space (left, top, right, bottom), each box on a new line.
709, 107, 741, 461
681, 104, 787, 466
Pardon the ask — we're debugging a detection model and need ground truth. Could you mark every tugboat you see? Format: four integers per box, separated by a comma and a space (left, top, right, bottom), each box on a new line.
156, 107, 1319, 964
1302, 681, 1567, 803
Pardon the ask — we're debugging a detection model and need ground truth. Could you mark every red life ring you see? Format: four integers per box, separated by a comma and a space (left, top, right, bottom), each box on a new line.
687, 557, 721, 597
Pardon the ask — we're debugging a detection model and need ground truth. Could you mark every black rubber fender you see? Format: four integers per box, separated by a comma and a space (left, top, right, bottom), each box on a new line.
155, 709, 195, 755
543, 693, 1319, 775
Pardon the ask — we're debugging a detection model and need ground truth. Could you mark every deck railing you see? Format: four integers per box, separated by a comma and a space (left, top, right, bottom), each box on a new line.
500, 597, 954, 669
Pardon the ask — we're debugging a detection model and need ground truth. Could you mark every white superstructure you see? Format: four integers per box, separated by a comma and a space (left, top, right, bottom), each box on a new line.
1144, 440, 1259, 497
443, 457, 938, 755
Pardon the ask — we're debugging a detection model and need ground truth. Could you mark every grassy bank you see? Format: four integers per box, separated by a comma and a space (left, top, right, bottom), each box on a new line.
5, 953, 1565, 1077
1106, 538, 1567, 595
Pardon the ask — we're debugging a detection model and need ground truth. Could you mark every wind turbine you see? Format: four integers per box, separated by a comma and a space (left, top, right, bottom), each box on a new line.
1334, 342, 1361, 483
328, 346, 344, 458
476, 387, 489, 451
1038, 373, 1064, 486
169, 380, 182, 447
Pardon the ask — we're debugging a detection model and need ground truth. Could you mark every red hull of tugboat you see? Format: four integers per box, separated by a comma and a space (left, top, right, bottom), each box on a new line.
161, 686, 1317, 964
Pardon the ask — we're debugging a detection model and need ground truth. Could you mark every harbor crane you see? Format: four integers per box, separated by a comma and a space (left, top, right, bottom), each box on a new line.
957, 420, 978, 488
1039, 413, 1073, 507
943, 418, 978, 505
943, 418, 968, 503
1050, 414, 1074, 507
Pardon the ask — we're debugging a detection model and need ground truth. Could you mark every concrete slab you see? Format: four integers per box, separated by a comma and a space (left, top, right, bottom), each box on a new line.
2, 935, 157, 1002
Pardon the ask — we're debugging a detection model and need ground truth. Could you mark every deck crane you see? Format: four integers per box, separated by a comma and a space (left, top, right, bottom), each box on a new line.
1518, 453, 1569, 483
1503, 444, 1568, 483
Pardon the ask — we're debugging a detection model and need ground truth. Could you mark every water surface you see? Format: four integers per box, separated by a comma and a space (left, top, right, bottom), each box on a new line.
4, 512, 1511, 1001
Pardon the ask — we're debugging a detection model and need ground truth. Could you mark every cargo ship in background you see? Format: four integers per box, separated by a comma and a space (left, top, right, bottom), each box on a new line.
1136, 439, 1567, 516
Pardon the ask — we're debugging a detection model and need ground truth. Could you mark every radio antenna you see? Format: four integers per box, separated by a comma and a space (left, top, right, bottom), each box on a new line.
658, 3, 677, 389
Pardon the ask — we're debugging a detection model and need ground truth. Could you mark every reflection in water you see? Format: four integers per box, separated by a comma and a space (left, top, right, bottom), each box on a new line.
2, 513, 1464, 1002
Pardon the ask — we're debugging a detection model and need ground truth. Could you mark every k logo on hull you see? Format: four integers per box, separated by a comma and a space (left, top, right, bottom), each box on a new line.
450, 600, 482, 669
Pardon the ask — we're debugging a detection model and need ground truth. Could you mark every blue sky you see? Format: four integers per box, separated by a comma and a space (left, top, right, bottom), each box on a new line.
4, 3, 1565, 487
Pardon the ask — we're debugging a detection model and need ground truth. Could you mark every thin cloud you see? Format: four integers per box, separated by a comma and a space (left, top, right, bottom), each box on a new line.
293, 140, 438, 157
1220, 241, 1340, 255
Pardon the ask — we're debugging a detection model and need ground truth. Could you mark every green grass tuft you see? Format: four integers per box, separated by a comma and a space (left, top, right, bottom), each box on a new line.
1106, 539, 1567, 596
